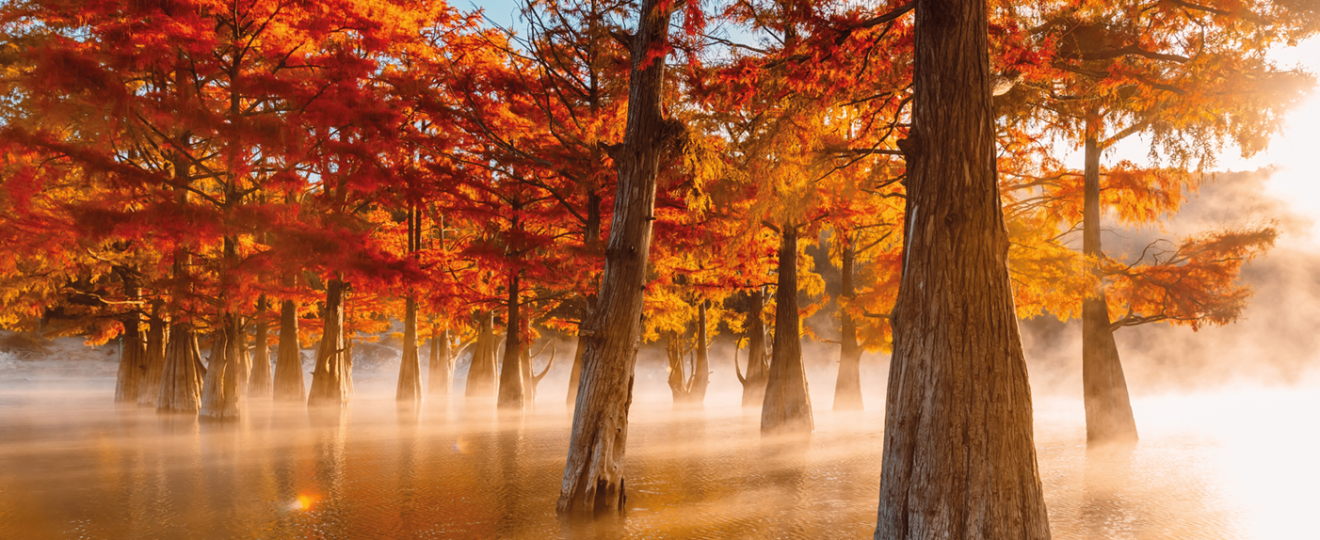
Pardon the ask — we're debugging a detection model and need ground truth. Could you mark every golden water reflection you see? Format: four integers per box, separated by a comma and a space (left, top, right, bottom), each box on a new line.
0, 388, 1316, 539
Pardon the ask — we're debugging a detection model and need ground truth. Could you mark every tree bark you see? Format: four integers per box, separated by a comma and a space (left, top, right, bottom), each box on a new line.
465, 312, 499, 398
761, 227, 813, 434
665, 330, 691, 402
497, 272, 526, 410
557, 0, 676, 515
137, 304, 168, 407
565, 332, 587, 407
427, 324, 455, 399
199, 313, 241, 420
739, 288, 771, 407
875, 0, 1050, 536
156, 323, 204, 413
1081, 132, 1139, 445
248, 295, 272, 397
113, 272, 145, 403
397, 297, 423, 404
691, 301, 710, 403
834, 239, 864, 411
308, 279, 348, 407
272, 298, 306, 402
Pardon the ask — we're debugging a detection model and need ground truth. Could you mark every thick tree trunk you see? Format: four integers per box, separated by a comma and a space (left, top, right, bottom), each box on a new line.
465, 312, 499, 398
1081, 133, 1138, 445
308, 279, 349, 407
199, 314, 241, 420
248, 296, 272, 397
156, 323, 204, 413
834, 240, 864, 411
761, 228, 813, 434
691, 301, 710, 403
557, 0, 675, 514
397, 297, 423, 404
114, 272, 145, 403
137, 305, 168, 407
272, 298, 306, 402
874, 0, 1050, 536
497, 272, 526, 410
427, 324, 454, 398
739, 288, 771, 408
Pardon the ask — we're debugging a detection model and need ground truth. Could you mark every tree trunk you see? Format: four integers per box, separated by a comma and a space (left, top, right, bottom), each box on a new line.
397, 297, 423, 404
137, 305, 168, 407
557, 0, 676, 515
666, 331, 691, 402
427, 324, 454, 399
761, 227, 813, 434
834, 240, 864, 411
497, 271, 526, 410
235, 317, 251, 397
272, 298, 306, 402
199, 314, 241, 420
465, 312, 499, 398
875, 0, 1050, 536
565, 332, 587, 407
1081, 132, 1139, 445
691, 301, 710, 403
248, 296, 272, 397
308, 279, 348, 407
113, 272, 145, 403
739, 288, 771, 408
156, 323, 204, 413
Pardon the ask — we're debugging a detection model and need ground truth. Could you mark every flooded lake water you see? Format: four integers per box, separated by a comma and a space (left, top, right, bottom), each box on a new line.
1, 381, 1317, 539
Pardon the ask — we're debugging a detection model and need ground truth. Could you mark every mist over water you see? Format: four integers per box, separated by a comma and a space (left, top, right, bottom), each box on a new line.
3, 169, 1319, 539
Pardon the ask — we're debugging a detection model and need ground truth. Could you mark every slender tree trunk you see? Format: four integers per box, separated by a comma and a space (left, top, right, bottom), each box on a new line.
397, 297, 423, 404
465, 312, 498, 398
740, 288, 771, 408
137, 304, 168, 407
761, 228, 813, 434
834, 240, 864, 411
248, 296, 272, 397
427, 324, 454, 399
235, 317, 251, 398
156, 323, 204, 413
690, 301, 710, 403
497, 271, 525, 410
308, 279, 348, 407
1082, 132, 1138, 444
875, 0, 1050, 536
566, 332, 587, 407
272, 298, 306, 402
666, 331, 690, 402
200, 313, 241, 420
557, 0, 676, 514
114, 272, 145, 403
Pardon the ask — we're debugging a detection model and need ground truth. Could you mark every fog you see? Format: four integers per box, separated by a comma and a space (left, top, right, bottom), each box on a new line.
3, 170, 1320, 539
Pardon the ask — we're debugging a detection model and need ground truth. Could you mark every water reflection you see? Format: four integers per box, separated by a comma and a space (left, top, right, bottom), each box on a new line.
0, 389, 1317, 539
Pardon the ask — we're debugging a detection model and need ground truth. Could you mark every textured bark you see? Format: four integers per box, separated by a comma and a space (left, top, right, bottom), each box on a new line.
248, 296, 272, 397
1081, 133, 1138, 444
738, 288, 771, 408
497, 272, 526, 410
557, 0, 675, 514
397, 297, 423, 404
308, 279, 349, 407
427, 325, 455, 398
137, 306, 168, 407
272, 298, 306, 402
690, 301, 710, 403
156, 323, 204, 413
113, 272, 145, 403
761, 228, 813, 434
834, 241, 864, 411
465, 312, 499, 398
874, 0, 1050, 536
199, 314, 241, 420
